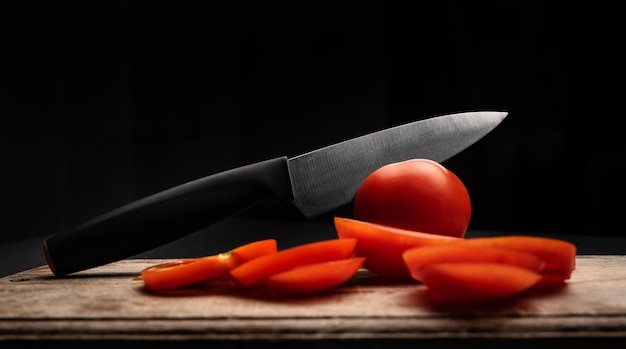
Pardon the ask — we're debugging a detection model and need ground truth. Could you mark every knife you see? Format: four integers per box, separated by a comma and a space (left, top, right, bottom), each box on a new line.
43, 111, 507, 276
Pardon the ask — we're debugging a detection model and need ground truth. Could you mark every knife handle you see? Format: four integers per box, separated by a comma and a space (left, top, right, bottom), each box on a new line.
44, 156, 293, 276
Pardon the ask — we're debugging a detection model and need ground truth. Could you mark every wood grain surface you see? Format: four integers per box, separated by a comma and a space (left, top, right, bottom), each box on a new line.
2, 256, 626, 348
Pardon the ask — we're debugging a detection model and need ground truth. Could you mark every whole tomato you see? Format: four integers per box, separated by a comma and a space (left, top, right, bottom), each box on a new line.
353, 159, 471, 238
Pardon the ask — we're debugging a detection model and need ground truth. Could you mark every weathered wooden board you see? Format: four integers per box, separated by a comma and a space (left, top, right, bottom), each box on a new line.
2, 256, 626, 347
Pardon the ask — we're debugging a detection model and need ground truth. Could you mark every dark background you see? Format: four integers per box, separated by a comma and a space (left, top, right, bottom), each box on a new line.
1, 1, 624, 245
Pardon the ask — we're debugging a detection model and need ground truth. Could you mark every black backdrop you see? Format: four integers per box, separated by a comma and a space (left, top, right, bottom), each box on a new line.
1, 1, 624, 243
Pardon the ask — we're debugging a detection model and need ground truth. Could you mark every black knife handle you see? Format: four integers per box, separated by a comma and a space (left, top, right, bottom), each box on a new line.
44, 156, 293, 276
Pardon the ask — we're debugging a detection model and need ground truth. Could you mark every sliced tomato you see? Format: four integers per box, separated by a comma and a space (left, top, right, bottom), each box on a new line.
403, 243, 546, 282
141, 239, 277, 290
414, 262, 543, 303
334, 217, 460, 278
230, 238, 357, 287
262, 257, 366, 293
456, 235, 577, 279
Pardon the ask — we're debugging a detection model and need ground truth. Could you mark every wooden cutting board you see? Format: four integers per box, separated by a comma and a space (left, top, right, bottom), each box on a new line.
2, 256, 626, 347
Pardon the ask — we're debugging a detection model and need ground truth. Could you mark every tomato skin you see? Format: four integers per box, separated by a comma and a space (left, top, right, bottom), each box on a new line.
353, 159, 471, 238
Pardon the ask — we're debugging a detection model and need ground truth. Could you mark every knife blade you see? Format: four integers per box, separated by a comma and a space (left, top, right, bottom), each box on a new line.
44, 110, 507, 276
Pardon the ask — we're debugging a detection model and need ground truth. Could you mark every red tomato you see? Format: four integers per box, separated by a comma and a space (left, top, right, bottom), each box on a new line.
353, 159, 471, 238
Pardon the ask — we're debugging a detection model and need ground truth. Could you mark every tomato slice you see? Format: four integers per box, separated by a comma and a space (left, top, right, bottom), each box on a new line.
403, 243, 546, 282
262, 257, 366, 293
456, 235, 577, 279
141, 239, 277, 290
334, 217, 460, 278
415, 262, 543, 303
230, 238, 357, 287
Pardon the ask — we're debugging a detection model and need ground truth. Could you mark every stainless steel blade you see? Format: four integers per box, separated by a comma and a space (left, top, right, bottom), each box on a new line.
288, 111, 507, 217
